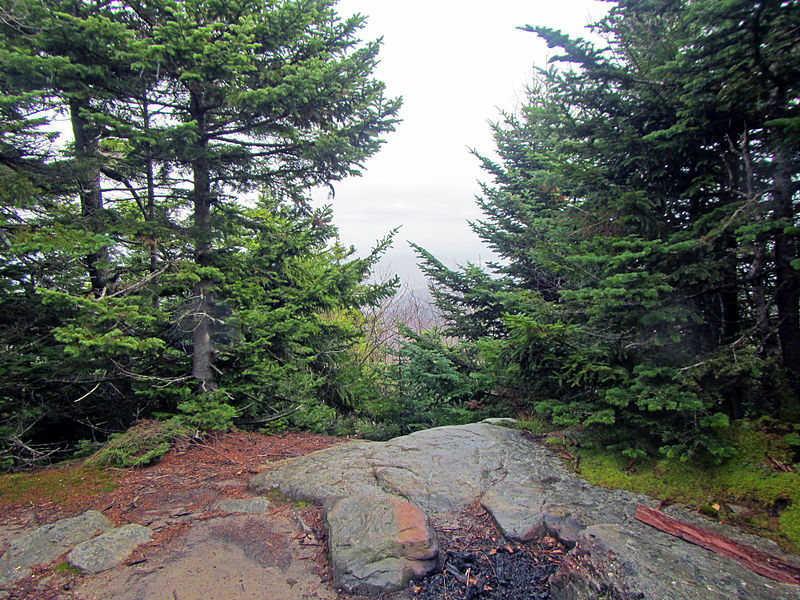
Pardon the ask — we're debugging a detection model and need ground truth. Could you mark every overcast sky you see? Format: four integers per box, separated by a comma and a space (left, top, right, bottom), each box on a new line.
316, 0, 610, 286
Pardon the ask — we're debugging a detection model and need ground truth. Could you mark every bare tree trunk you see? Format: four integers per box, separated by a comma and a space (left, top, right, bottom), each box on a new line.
70, 97, 108, 296
720, 235, 740, 345
734, 131, 769, 340
636, 505, 800, 585
190, 92, 217, 391
143, 100, 158, 277
748, 238, 770, 338
773, 152, 800, 418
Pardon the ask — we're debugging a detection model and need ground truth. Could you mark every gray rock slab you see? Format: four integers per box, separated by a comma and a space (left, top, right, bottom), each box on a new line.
250, 440, 377, 503
250, 423, 544, 515
251, 422, 638, 528
249, 422, 800, 599
550, 522, 800, 600
325, 493, 440, 593
481, 475, 643, 545
67, 524, 152, 574
216, 497, 272, 514
0, 510, 112, 587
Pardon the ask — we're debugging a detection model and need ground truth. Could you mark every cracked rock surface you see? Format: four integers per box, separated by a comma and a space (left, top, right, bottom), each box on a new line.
0, 510, 112, 586
249, 421, 800, 599
67, 523, 152, 574
551, 522, 800, 600
325, 493, 439, 593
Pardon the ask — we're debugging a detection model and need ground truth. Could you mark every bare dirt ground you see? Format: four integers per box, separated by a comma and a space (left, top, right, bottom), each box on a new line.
0, 431, 528, 600
0, 431, 351, 600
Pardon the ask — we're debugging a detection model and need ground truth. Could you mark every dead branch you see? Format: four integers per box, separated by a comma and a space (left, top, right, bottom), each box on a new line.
635, 505, 800, 585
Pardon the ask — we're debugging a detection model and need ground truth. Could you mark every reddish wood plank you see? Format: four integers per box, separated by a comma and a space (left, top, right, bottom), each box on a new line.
635, 504, 800, 586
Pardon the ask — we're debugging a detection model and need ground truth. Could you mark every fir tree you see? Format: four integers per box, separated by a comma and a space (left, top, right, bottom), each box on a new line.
0, 0, 400, 466
415, 0, 800, 458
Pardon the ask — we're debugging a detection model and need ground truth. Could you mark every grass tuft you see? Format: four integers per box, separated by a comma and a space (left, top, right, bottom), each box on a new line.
85, 419, 193, 468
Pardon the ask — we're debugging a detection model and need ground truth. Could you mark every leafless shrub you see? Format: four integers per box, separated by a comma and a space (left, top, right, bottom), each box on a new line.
358, 269, 443, 365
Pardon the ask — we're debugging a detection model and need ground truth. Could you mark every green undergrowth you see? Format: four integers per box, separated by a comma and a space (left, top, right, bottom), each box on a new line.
512, 415, 558, 436
0, 462, 117, 505
545, 418, 800, 554
85, 419, 194, 468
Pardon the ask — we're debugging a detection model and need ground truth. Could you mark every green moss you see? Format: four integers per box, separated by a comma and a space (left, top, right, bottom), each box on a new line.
0, 464, 116, 505
576, 419, 800, 554
54, 561, 83, 575
780, 505, 800, 546
514, 416, 553, 435
261, 488, 311, 508
543, 437, 568, 450
698, 504, 721, 519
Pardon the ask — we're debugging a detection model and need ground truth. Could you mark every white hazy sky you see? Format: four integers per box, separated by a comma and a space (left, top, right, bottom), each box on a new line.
317, 0, 610, 286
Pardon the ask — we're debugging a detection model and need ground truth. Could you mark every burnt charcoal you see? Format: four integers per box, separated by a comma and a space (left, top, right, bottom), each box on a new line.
410, 541, 563, 600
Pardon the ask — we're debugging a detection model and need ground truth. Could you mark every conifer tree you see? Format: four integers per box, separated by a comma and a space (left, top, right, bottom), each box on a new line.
127, 0, 400, 389
415, 0, 800, 458
0, 0, 400, 465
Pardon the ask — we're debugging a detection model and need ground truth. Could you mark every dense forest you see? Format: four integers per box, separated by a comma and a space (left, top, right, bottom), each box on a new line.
1, 0, 799, 469
0, 0, 404, 467
415, 0, 800, 460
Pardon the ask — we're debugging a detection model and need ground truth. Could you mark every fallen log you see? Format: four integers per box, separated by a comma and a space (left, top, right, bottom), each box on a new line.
635, 504, 800, 585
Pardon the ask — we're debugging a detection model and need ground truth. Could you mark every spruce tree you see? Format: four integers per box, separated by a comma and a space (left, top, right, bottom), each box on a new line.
0, 0, 400, 465
128, 0, 400, 389
415, 0, 800, 458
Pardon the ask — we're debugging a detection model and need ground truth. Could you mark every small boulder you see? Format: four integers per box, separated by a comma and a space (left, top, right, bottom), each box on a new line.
481, 482, 547, 541
67, 524, 152, 574
0, 510, 112, 586
481, 482, 586, 546
325, 494, 440, 593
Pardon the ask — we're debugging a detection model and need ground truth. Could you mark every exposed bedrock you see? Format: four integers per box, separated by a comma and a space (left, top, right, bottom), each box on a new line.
0, 510, 113, 587
324, 493, 440, 593
249, 422, 800, 599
